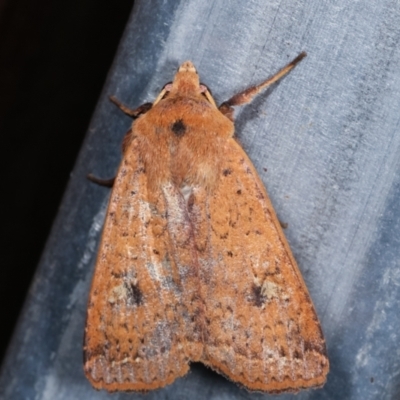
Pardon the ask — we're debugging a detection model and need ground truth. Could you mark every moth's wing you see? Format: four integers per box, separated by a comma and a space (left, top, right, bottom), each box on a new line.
84, 139, 202, 391
192, 139, 329, 393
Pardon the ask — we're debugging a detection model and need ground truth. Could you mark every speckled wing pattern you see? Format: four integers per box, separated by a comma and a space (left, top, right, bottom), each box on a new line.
189, 139, 329, 392
84, 140, 204, 391
84, 136, 328, 393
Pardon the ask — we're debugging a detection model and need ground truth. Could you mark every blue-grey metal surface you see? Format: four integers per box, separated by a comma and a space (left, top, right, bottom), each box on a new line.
1, 1, 400, 399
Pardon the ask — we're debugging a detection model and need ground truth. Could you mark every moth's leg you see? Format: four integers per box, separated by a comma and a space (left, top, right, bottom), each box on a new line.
87, 126, 135, 187
87, 174, 115, 187
88, 98, 152, 186
87, 98, 151, 187
219, 52, 306, 116
109, 96, 152, 118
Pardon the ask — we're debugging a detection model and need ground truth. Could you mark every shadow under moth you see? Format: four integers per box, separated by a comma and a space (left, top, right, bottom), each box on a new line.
84, 52, 329, 393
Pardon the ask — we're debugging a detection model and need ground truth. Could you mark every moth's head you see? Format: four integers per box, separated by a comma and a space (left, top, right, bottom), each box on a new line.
174, 61, 200, 91
153, 61, 217, 108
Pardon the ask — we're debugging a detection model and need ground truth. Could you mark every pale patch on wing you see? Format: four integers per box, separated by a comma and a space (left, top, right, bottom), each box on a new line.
179, 183, 193, 205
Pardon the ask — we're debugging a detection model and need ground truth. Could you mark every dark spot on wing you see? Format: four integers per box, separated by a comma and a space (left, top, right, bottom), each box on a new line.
124, 281, 143, 306
293, 350, 303, 360
250, 284, 266, 307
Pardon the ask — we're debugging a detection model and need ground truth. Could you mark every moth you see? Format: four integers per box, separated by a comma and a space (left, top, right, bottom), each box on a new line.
84, 52, 329, 393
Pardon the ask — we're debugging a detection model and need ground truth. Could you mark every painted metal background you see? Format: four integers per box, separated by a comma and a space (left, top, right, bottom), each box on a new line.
1, 1, 399, 399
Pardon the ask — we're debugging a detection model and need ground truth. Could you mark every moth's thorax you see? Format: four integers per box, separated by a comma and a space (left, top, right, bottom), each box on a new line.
133, 93, 234, 192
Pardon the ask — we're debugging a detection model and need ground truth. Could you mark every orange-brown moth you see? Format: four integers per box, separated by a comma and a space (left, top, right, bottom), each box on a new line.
84, 52, 329, 393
